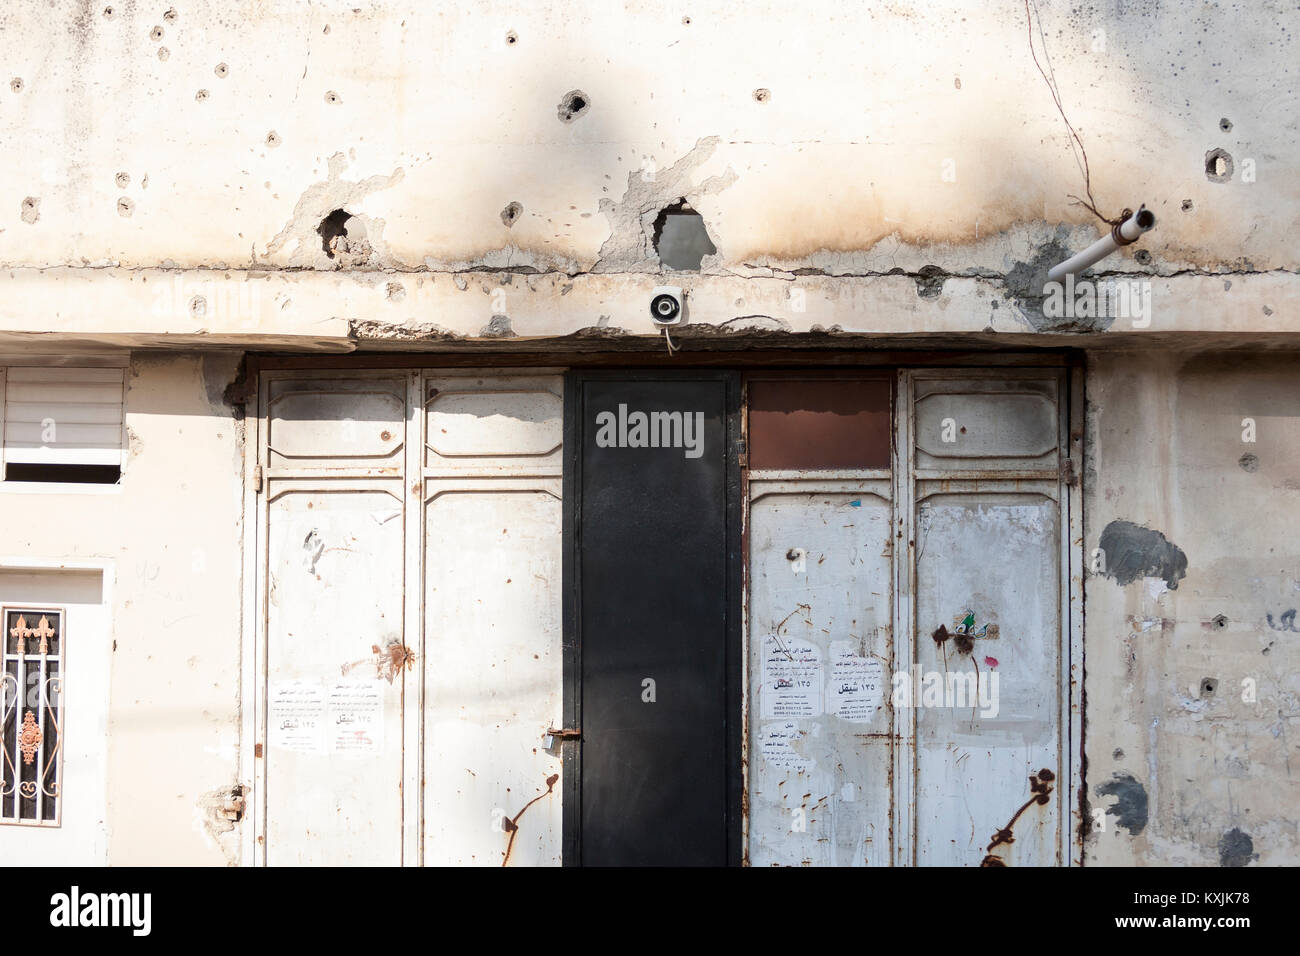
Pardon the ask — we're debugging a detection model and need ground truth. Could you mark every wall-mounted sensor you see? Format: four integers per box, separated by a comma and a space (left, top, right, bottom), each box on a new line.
650, 286, 685, 325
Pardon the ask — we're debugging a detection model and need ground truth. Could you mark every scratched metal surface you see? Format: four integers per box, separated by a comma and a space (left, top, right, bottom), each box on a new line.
747, 486, 895, 866
910, 375, 1066, 866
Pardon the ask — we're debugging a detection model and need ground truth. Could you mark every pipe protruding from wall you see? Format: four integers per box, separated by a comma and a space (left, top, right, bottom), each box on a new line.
1046, 207, 1156, 284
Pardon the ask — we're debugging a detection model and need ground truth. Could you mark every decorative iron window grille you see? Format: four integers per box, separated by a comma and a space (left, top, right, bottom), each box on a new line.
2, 608, 63, 826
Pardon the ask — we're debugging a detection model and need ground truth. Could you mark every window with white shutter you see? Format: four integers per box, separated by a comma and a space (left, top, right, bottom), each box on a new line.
0, 367, 125, 484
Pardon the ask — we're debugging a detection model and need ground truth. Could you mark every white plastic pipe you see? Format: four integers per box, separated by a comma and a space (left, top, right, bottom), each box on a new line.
1046, 207, 1156, 283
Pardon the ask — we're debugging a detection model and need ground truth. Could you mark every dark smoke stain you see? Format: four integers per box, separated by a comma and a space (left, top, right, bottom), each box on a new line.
1218, 827, 1255, 867
1098, 520, 1188, 590
1095, 772, 1148, 836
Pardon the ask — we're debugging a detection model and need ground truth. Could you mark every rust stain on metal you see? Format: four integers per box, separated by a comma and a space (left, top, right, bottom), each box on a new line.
501, 772, 560, 867
981, 768, 1055, 867
341, 640, 415, 682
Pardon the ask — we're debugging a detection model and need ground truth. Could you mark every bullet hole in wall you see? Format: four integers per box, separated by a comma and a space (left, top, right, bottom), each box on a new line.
158, 46, 170, 61
115, 171, 130, 188
505, 30, 518, 45
1212, 613, 1230, 629
266, 130, 281, 148
1134, 249, 1152, 266
753, 88, 770, 103
318, 208, 352, 257
1219, 117, 1232, 132
164, 7, 178, 23
150, 25, 164, 42
500, 201, 523, 227
117, 196, 134, 217
1205, 147, 1233, 183
682, 16, 691, 25
215, 62, 229, 79
1200, 677, 1218, 697
195, 89, 209, 102
1181, 199, 1193, 212
10, 77, 22, 93
20, 196, 39, 224
103, 6, 115, 19
652, 199, 717, 271
1238, 453, 1259, 472
556, 90, 590, 123
324, 90, 340, 104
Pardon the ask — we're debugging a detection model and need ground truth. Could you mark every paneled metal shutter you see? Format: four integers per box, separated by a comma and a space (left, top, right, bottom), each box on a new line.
2, 367, 125, 468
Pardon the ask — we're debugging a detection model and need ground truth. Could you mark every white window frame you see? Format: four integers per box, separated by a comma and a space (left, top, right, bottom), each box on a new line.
0, 355, 129, 495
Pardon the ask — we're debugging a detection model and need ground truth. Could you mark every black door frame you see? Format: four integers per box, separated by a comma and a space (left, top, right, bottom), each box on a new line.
561, 370, 744, 866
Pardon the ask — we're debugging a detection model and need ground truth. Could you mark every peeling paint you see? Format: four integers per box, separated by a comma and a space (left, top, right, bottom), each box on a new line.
594, 136, 736, 273
264, 152, 404, 270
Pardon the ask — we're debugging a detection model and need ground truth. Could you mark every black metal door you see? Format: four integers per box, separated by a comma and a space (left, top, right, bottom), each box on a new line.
563, 373, 741, 866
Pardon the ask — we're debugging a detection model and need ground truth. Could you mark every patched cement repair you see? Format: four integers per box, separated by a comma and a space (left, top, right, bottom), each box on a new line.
1097, 520, 1188, 591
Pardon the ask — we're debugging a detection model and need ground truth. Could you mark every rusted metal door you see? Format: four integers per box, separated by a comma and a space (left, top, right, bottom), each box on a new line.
563, 373, 743, 866
744, 369, 1080, 867
745, 376, 896, 866
903, 370, 1075, 866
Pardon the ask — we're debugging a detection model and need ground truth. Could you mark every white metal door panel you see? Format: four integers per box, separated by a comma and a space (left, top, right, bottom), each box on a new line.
420, 373, 564, 866
906, 371, 1068, 867
913, 493, 1062, 866
257, 372, 413, 866
422, 487, 562, 865
264, 487, 405, 865
747, 486, 893, 867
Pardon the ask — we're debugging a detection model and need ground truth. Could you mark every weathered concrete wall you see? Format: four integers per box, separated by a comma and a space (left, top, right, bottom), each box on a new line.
1084, 351, 1300, 866
0, 0, 1295, 350
0, 352, 245, 864
0, 0, 1296, 866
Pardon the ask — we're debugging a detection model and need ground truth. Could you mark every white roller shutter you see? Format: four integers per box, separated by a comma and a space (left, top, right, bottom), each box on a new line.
3, 367, 125, 467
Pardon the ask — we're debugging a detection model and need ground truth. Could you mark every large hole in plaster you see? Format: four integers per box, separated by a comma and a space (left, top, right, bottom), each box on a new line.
318, 208, 352, 258
652, 199, 716, 271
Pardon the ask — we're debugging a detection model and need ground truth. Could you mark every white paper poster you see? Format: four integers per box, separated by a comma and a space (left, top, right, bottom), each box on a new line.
759, 721, 814, 773
327, 679, 385, 755
269, 679, 326, 754
761, 636, 823, 718
827, 641, 884, 723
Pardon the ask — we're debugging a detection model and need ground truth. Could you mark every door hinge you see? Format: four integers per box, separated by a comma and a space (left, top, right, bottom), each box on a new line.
1059, 457, 1078, 487
253, 464, 263, 493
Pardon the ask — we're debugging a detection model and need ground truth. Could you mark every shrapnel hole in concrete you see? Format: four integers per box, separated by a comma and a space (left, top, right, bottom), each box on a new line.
557, 90, 590, 123
318, 208, 352, 257
652, 199, 716, 271
1205, 147, 1233, 183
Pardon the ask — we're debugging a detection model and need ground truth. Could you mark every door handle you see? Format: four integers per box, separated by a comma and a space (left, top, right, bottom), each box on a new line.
543, 727, 581, 748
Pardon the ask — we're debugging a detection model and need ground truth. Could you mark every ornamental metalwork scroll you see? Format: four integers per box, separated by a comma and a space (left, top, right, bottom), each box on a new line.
2, 609, 63, 825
